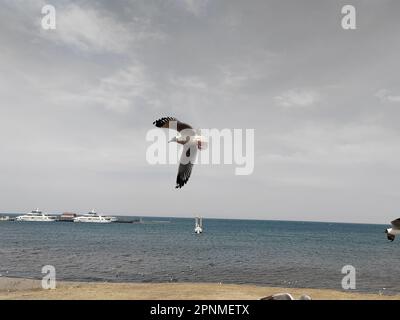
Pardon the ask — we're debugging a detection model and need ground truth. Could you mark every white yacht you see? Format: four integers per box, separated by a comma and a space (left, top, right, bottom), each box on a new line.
73, 210, 118, 223
194, 216, 203, 234
16, 209, 57, 222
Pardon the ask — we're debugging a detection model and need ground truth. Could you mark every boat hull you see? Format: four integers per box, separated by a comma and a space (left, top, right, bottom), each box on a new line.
16, 218, 56, 222
73, 218, 113, 223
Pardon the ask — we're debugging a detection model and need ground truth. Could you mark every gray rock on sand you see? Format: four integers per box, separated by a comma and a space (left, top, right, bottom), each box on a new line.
260, 293, 312, 300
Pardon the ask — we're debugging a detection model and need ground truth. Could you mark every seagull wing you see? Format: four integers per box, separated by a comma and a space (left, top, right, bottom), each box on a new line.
176, 142, 198, 188
391, 218, 400, 228
153, 117, 194, 134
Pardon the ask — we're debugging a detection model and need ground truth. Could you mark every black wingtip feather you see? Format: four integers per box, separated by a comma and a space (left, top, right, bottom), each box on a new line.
175, 171, 191, 189
153, 117, 177, 128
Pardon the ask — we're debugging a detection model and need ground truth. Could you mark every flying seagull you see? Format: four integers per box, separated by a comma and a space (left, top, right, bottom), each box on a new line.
385, 218, 400, 241
153, 117, 207, 188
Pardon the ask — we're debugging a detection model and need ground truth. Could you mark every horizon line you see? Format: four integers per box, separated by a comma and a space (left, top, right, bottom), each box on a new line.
0, 211, 390, 226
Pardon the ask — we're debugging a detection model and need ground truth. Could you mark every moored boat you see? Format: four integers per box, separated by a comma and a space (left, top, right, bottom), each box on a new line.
73, 210, 117, 223
194, 216, 203, 234
16, 209, 57, 222
58, 212, 77, 222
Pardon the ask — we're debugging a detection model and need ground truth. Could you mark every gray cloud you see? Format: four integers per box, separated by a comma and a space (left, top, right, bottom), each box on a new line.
1, 0, 400, 223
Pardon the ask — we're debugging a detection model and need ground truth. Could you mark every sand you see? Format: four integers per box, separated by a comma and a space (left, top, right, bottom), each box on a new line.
0, 277, 398, 300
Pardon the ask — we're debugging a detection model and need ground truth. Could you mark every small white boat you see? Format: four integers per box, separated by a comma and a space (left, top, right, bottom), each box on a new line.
194, 216, 203, 234
73, 209, 117, 223
0, 216, 10, 221
16, 209, 56, 222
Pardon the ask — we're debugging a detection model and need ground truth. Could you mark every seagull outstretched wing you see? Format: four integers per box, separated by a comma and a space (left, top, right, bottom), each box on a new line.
153, 117, 194, 134
391, 218, 400, 228
176, 142, 198, 188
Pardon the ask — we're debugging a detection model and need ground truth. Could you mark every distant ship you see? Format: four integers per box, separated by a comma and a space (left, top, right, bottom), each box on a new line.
194, 216, 203, 234
73, 210, 117, 223
0, 216, 10, 221
58, 212, 77, 222
16, 209, 57, 222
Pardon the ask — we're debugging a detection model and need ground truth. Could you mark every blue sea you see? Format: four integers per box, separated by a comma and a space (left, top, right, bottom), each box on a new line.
1, 216, 399, 295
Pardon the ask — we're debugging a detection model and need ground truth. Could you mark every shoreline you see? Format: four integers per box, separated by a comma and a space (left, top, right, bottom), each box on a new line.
0, 277, 398, 300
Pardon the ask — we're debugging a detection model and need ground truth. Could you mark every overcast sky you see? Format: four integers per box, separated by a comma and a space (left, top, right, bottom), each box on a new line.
1, 0, 400, 223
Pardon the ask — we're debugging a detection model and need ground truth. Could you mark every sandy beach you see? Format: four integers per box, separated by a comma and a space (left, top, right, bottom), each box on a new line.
0, 277, 398, 300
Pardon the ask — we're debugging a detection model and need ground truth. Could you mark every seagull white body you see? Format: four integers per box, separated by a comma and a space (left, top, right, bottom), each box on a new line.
153, 117, 207, 188
171, 135, 206, 148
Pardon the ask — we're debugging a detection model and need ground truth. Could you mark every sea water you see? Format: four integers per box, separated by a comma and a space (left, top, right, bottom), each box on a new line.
0, 217, 399, 294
